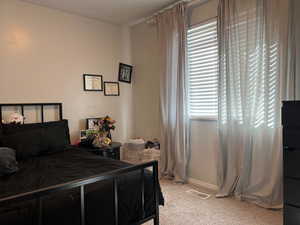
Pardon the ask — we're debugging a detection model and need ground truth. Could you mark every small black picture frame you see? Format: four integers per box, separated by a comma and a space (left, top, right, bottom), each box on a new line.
83, 74, 103, 91
86, 118, 101, 130
104, 82, 120, 96
118, 63, 133, 83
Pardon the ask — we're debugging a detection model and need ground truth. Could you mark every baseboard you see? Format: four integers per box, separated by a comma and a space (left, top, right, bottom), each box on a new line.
187, 177, 218, 192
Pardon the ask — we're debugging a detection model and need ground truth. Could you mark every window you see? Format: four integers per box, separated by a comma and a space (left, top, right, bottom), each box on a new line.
187, 18, 218, 119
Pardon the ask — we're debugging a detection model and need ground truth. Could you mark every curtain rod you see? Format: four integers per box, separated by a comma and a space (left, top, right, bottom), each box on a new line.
128, 0, 212, 26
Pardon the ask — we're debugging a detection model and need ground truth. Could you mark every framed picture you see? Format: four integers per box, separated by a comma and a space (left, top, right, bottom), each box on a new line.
118, 63, 133, 83
83, 74, 103, 91
86, 118, 101, 130
104, 82, 120, 96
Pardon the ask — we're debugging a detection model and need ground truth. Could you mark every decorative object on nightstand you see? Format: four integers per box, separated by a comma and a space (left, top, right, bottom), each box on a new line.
93, 133, 112, 148
98, 115, 116, 140
82, 116, 116, 148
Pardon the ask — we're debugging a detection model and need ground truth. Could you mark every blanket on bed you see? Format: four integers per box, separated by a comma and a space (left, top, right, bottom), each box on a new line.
0, 147, 164, 225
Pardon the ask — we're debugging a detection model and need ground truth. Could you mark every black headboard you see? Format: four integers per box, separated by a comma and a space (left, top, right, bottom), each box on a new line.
0, 103, 63, 125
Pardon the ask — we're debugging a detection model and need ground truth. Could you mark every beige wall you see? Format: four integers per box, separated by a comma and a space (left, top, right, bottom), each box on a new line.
131, 22, 161, 140
130, 0, 219, 186
189, 0, 218, 26
0, 0, 133, 143
187, 0, 219, 186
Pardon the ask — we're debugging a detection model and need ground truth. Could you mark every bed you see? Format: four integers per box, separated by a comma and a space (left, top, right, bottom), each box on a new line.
0, 103, 164, 225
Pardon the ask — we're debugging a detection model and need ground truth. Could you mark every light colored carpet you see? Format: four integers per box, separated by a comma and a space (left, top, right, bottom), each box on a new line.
145, 179, 282, 225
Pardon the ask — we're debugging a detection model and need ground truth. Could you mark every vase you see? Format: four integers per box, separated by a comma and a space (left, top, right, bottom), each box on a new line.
107, 131, 112, 141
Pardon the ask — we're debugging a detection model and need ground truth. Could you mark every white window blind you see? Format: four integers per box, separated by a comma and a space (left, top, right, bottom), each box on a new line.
187, 19, 218, 119
219, 11, 280, 128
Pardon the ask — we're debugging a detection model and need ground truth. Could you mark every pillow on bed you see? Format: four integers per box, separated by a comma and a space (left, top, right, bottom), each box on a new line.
1, 128, 47, 160
43, 122, 70, 154
2, 120, 70, 155
0, 147, 18, 176
2, 120, 69, 137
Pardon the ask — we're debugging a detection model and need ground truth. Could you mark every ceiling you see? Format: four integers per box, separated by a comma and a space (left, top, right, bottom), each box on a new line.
21, 0, 179, 25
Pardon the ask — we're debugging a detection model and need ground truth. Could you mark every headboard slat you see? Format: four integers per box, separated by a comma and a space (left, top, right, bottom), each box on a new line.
41, 105, 44, 123
0, 106, 2, 123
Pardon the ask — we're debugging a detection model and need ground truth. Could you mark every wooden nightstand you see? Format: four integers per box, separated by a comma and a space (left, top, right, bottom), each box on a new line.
78, 142, 122, 160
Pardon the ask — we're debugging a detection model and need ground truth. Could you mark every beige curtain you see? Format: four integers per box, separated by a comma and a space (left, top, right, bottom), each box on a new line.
217, 0, 290, 208
156, 3, 190, 182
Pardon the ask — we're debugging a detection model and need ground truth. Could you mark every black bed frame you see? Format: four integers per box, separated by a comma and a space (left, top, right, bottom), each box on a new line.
0, 103, 160, 225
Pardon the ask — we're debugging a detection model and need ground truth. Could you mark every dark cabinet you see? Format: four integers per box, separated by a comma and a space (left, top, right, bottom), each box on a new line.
285, 178, 300, 206
283, 101, 300, 224
78, 142, 122, 160
284, 205, 300, 225
284, 147, 300, 179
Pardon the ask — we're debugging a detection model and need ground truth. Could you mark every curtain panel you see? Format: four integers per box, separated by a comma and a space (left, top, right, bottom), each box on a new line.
156, 3, 190, 182
217, 0, 289, 208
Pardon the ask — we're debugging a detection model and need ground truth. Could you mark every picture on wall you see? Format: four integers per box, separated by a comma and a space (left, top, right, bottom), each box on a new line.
83, 74, 103, 91
104, 82, 120, 96
86, 118, 101, 130
118, 63, 133, 83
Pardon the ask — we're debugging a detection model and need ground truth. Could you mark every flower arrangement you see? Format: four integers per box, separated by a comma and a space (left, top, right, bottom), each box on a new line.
92, 116, 116, 147
81, 116, 116, 148
98, 116, 116, 134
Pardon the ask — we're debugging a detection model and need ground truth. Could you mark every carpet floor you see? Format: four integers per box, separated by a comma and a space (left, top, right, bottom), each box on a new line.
145, 179, 282, 225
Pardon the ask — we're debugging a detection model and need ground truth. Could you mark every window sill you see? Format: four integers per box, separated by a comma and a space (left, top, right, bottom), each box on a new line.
189, 116, 218, 121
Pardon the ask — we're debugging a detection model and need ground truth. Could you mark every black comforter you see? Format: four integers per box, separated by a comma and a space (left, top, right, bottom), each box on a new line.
0, 147, 164, 225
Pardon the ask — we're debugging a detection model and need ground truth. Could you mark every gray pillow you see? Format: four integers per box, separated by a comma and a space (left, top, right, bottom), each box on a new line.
0, 147, 19, 176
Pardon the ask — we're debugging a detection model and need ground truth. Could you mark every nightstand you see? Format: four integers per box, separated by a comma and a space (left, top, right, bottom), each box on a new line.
78, 142, 122, 160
